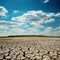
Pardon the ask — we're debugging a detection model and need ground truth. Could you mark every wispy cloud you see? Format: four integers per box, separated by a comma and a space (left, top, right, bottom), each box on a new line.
0, 6, 8, 17
44, 0, 49, 3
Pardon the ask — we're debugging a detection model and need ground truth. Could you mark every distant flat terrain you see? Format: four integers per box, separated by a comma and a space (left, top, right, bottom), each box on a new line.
0, 37, 60, 44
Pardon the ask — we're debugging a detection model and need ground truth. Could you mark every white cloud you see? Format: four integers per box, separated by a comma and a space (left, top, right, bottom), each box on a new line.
46, 13, 55, 18
0, 21, 60, 36
12, 10, 55, 24
44, 0, 49, 3
53, 26, 60, 30
31, 22, 45, 28
55, 13, 60, 17
0, 6, 8, 17
12, 10, 57, 31
42, 27, 53, 35
45, 18, 55, 23
0, 25, 5, 29
40, 26, 60, 36
0, 20, 18, 30
23, 26, 60, 36
11, 10, 60, 36
0, 10, 60, 36
0, 20, 7, 23
0, 20, 26, 36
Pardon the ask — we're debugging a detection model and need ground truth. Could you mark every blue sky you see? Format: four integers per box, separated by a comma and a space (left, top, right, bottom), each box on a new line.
0, 0, 60, 36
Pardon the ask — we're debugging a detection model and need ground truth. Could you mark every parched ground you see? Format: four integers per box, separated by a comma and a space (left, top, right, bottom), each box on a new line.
0, 37, 60, 60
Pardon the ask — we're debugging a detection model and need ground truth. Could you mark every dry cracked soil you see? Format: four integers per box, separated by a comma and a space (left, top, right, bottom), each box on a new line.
0, 37, 60, 60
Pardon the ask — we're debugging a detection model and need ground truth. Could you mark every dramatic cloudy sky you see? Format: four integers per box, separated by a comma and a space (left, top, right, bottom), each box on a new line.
0, 0, 60, 36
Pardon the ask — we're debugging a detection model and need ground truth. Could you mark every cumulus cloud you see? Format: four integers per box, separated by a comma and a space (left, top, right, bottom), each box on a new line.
0, 6, 8, 17
44, 0, 49, 3
12, 10, 57, 30
12, 10, 55, 24
0, 10, 60, 36
11, 10, 60, 36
